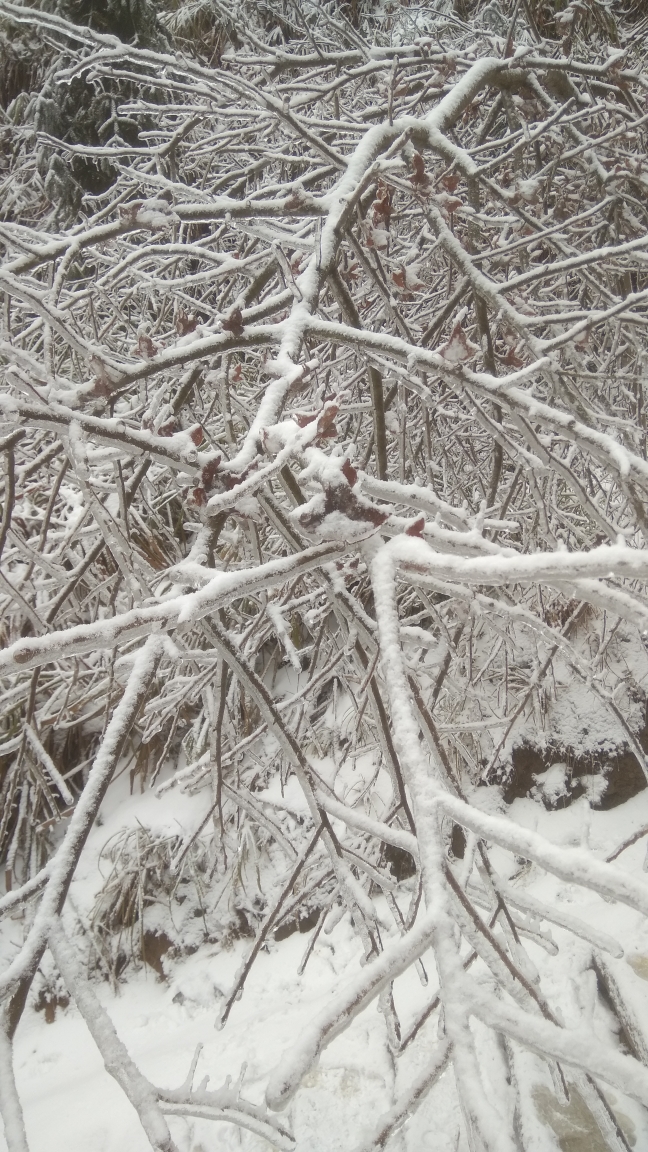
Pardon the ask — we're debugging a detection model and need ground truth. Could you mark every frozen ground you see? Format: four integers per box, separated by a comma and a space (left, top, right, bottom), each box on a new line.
4, 776, 648, 1152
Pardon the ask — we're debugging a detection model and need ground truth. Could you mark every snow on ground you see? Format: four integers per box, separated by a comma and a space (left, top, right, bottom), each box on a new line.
5, 776, 648, 1151
5, 919, 404, 1152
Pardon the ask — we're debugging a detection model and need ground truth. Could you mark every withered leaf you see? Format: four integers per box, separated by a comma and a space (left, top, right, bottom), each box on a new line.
222, 308, 244, 337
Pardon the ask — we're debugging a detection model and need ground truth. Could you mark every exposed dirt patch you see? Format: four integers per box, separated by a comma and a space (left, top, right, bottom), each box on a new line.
142, 930, 173, 980
503, 740, 647, 809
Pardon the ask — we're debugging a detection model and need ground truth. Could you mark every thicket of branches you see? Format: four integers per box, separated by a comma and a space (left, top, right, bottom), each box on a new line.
3, 0, 648, 1149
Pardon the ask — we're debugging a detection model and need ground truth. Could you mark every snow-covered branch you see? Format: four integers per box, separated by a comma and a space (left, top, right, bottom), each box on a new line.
3, 2, 648, 1148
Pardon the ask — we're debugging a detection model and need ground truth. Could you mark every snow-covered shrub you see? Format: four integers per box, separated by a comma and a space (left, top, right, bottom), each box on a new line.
3, 0, 648, 1149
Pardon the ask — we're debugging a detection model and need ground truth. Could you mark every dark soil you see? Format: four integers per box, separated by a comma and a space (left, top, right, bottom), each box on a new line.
503, 740, 647, 809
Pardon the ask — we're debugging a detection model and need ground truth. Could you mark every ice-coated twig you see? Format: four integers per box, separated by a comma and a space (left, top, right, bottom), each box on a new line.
160, 1063, 295, 1149
351, 1037, 452, 1152
0, 636, 164, 1009
436, 792, 648, 920
606, 825, 648, 864
0, 1019, 29, 1152
50, 920, 295, 1149
3, 8, 648, 1149
0, 541, 350, 673
470, 984, 648, 1110
48, 918, 179, 1152
265, 907, 438, 1111
469, 878, 623, 960
591, 953, 648, 1068
217, 825, 323, 1029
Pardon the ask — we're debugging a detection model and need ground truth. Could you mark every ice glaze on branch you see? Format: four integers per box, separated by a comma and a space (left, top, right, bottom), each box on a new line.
3, 6, 648, 1150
